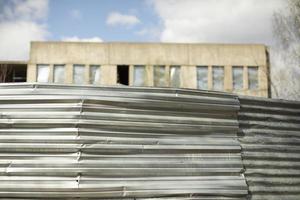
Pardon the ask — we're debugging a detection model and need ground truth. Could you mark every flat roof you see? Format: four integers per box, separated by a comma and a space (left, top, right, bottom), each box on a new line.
0, 60, 28, 65
31, 41, 267, 47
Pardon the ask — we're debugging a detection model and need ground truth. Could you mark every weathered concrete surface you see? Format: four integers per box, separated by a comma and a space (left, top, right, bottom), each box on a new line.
28, 42, 269, 97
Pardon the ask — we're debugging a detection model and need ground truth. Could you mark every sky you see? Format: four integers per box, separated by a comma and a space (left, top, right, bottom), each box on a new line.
0, 0, 286, 60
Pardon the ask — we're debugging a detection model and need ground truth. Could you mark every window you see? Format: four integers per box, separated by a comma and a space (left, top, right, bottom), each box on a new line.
117, 65, 129, 85
53, 65, 65, 83
248, 66, 258, 90
197, 66, 208, 89
73, 65, 85, 84
153, 65, 166, 87
37, 64, 49, 83
11, 65, 27, 82
169, 65, 180, 88
232, 66, 243, 90
212, 66, 224, 91
133, 65, 146, 86
89, 65, 100, 84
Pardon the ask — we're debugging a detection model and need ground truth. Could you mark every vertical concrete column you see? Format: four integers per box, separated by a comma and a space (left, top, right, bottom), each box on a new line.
147, 65, 153, 87
243, 66, 248, 90
27, 64, 36, 82
181, 65, 197, 89
65, 64, 73, 84
97, 65, 102, 85
129, 65, 134, 86
48, 64, 54, 83
259, 65, 269, 97
165, 65, 170, 87
101, 65, 117, 86
208, 66, 213, 90
85, 64, 90, 85
224, 65, 232, 92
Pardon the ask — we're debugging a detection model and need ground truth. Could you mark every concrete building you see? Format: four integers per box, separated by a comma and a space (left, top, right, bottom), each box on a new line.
1, 41, 270, 97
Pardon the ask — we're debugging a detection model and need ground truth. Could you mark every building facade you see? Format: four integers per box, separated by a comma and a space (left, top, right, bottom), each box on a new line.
3, 41, 271, 97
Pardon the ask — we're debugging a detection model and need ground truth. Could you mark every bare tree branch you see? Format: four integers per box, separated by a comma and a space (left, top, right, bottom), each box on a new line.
0, 64, 12, 83
271, 0, 300, 100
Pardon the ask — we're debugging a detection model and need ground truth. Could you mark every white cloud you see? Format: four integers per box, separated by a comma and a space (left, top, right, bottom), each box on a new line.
0, 21, 48, 60
106, 12, 140, 27
0, 0, 49, 60
69, 9, 82, 20
135, 27, 161, 41
150, 0, 284, 45
150, 0, 300, 100
0, 0, 48, 21
62, 36, 103, 42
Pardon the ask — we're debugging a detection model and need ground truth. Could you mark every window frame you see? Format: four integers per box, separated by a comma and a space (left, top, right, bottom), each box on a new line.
212, 66, 224, 91
248, 66, 259, 90
133, 65, 146, 87
36, 64, 50, 83
153, 65, 166, 87
73, 64, 85, 84
89, 65, 101, 84
232, 66, 244, 90
53, 64, 65, 84
169, 65, 181, 88
196, 66, 208, 90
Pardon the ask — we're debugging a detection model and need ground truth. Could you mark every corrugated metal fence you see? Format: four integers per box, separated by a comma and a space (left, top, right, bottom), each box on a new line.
0, 83, 299, 199
238, 96, 300, 200
0, 84, 246, 199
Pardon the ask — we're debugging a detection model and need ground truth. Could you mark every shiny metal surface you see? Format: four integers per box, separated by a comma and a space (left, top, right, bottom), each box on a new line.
0, 83, 246, 199
238, 96, 300, 200
1, 83, 299, 199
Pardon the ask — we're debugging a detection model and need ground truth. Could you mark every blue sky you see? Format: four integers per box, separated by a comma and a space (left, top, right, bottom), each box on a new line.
0, 0, 285, 60
48, 0, 160, 41
1, 0, 299, 100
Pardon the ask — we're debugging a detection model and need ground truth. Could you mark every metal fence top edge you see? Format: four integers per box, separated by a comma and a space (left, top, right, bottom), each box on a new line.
238, 94, 300, 106
0, 83, 238, 98
2, 83, 299, 106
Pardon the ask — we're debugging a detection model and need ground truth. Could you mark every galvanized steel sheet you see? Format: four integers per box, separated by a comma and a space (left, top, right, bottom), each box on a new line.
1, 83, 299, 199
0, 83, 246, 199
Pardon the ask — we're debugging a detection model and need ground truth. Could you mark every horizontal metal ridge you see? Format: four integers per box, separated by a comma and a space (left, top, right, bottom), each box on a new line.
238, 94, 300, 199
0, 84, 245, 199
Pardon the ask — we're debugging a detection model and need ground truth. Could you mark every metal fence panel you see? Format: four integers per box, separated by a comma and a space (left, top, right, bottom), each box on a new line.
0, 83, 246, 199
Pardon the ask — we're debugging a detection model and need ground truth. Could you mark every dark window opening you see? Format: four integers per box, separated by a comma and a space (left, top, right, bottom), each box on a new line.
117, 65, 129, 85
0, 63, 27, 83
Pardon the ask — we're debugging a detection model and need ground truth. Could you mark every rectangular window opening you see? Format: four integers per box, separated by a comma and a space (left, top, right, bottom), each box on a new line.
169, 65, 180, 88
73, 65, 85, 84
212, 66, 224, 91
53, 65, 65, 83
37, 64, 49, 83
90, 65, 101, 84
153, 65, 166, 87
197, 66, 208, 90
248, 66, 258, 90
232, 66, 243, 90
0, 64, 27, 83
133, 65, 146, 86
117, 65, 129, 85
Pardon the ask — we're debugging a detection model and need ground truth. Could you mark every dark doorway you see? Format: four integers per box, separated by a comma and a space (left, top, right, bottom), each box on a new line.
0, 63, 27, 83
117, 65, 129, 85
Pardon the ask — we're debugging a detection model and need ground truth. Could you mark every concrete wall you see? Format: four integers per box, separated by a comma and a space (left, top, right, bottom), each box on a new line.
28, 41, 269, 97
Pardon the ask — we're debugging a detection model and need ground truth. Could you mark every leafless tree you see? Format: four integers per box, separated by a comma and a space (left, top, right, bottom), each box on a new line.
0, 64, 12, 83
272, 0, 300, 100
273, 0, 300, 64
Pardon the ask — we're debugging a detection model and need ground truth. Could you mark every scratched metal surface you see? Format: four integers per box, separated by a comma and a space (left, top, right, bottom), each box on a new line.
238, 96, 300, 200
0, 83, 247, 199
